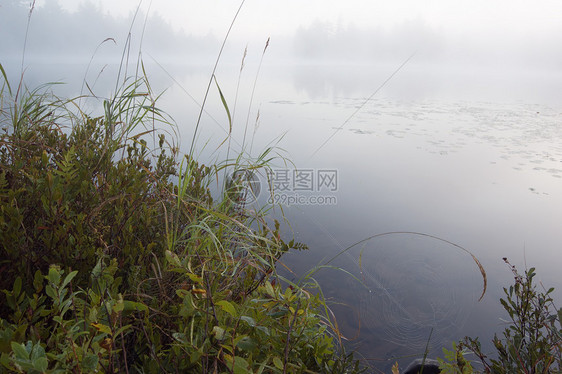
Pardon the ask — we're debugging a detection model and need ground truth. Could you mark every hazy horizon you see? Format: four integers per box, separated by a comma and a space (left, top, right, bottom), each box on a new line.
2, 0, 562, 72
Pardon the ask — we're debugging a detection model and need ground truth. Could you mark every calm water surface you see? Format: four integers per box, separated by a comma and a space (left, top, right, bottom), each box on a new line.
240, 62, 562, 370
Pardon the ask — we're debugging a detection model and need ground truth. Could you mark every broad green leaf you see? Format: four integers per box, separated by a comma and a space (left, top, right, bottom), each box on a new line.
33, 357, 48, 372
82, 354, 98, 371
45, 285, 56, 300
187, 272, 203, 284
172, 332, 187, 343
216, 300, 237, 317
47, 266, 61, 286
190, 350, 202, 364
12, 277, 22, 297
165, 250, 181, 267
256, 325, 270, 336
90, 323, 112, 335
113, 298, 124, 313
61, 270, 78, 290
30, 343, 46, 361
265, 281, 275, 298
225, 354, 251, 374
10, 342, 29, 360
33, 270, 43, 293
122, 300, 148, 313
236, 336, 257, 352
240, 315, 256, 327
273, 356, 283, 370
212, 326, 225, 340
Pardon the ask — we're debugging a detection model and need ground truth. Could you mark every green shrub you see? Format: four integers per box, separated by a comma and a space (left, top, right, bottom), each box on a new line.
439, 260, 562, 374
0, 68, 363, 373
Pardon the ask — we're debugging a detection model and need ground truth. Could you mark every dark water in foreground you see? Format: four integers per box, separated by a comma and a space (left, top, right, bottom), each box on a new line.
4, 58, 562, 371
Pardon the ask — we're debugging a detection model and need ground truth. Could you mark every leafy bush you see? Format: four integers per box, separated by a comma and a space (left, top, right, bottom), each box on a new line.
439, 259, 562, 374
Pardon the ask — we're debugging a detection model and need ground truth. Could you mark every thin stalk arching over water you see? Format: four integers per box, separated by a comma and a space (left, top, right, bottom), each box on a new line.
309, 52, 417, 159
322, 231, 487, 302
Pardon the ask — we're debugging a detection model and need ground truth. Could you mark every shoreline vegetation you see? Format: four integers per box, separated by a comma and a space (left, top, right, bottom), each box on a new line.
0, 64, 363, 373
0, 1, 370, 371
2, 1, 562, 373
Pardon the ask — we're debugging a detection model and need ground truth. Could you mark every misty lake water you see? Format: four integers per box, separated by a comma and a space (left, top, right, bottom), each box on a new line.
5, 58, 562, 371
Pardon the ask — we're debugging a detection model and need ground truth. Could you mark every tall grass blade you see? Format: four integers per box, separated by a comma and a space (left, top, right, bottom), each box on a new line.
79, 37, 116, 100
189, 0, 246, 159
0, 63, 12, 96
135, 0, 153, 79
243, 37, 269, 153
213, 75, 233, 149
16, 0, 36, 101
114, 1, 143, 91
222, 46, 249, 195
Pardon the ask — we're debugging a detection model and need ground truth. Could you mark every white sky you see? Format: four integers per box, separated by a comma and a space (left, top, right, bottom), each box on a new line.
50, 0, 562, 40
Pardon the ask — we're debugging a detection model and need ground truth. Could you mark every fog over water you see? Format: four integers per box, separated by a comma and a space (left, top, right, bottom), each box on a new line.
2, 1, 562, 371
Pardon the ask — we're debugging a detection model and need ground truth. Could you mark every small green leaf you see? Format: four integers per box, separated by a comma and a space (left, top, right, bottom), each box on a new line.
268, 308, 288, 318
256, 325, 270, 336
47, 266, 61, 286
33, 270, 43, 293
225, 354, 251, 374
30, 343, 45, 361
186, 272, 203, 284
82, 354, 98, 370
216, 300, 237, 317
61, 270, 78, 290
33, 357, 48, 371
122, 300, 148, 313
212, 326, 225, 340
91, 323, 112, 335
165, 250, 181, 267
12, 277, 22, 297
265, 281, 275, 298
240, 315, 256, 327
10, 342, 29, 360
236, 336, 257, 352
273, 356, 283, 370
45, 285, 56, 300
172, 332, 187, 343
113, 298, 124, 313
